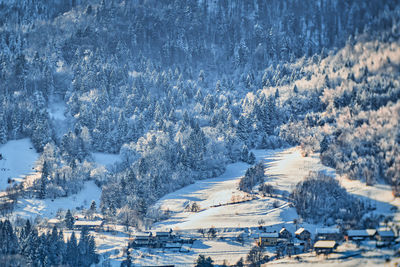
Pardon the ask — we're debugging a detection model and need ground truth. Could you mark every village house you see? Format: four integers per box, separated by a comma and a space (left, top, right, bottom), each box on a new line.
376, 229, 396, 243
315, 228, 341, 241
73, 220, 104, 231
130, 232, 153, 248
258, 232, 279, 246
156, 231, 173, 242
314, 240, 337, 255
295, 228, 311, 241
347, 229, 376, 241
279, 227, 292, 239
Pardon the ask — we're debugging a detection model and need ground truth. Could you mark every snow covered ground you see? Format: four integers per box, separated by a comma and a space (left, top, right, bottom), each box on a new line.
1, 143, 398, 266
152, 147, 332, 231
0, 138, 39, 191
11, 180, 101, 220
92, 152, 121, 170
126, 146, 400, 266
47, 95, 71, 138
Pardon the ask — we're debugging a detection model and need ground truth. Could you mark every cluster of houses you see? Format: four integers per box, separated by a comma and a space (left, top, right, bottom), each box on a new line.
256, 226, 398, 255
129, 230, 194, 252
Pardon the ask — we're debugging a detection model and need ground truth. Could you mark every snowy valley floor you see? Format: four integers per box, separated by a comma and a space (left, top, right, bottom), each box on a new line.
124, 147, 400, 266
1, 140, 399, 266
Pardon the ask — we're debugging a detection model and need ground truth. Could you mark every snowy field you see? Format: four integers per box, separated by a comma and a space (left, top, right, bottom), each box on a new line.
152, 147, 332, 231
124, 146, 400, 266
0, 139, 39, 191
1, 142, 398, 266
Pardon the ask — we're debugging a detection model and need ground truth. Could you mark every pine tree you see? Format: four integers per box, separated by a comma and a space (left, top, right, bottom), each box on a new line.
195, 254, 214, 267
65, 232, 78, 267
90, 200, 97, 213
64, 209, 74, 229
240, 145, 249, 163
248, 152, 256, 165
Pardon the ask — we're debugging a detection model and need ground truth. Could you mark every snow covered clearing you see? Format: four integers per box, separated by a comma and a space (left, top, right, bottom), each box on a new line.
0, 138, 39, 191
153, 147, 333, 231
92, 152, 121, 169
11, 180, 101, 220
47, 95, 70, 138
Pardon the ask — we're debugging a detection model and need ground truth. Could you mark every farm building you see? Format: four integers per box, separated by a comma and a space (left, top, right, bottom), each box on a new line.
376, 229, 395, 243
314, 240, 337, 255
73, 220, 104, 231
130, 233, 153, 248
347, 229, 376, 241
295, 228, 311, 240
279, 227, 292, 239
258, 232, 279, 246
316, 228, 341, 241
156, 231, 172, 241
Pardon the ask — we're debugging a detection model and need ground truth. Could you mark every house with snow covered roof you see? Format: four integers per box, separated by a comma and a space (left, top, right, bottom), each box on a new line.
258, 232, 279, 246
376, 229, 395, 242
314, 240, 337, 255
73, 220, 104, 231
347, 229, 376, 241
279, 227, 292, 239
295, 227, 311, 240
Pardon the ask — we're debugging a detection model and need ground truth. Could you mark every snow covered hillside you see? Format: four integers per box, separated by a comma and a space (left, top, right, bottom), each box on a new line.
124, 146, 400, 266
153, 147, 335, 231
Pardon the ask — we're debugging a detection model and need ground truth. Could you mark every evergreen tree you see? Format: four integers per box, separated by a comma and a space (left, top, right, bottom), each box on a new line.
195, 254, 214, 267
64, 209, 74, 229
65, 231, 78, 267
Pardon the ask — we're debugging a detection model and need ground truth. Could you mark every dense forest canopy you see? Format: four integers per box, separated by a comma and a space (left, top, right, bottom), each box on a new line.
0, 0, 398, 228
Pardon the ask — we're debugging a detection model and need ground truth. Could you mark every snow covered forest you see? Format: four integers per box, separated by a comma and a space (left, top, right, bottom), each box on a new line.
0, 0, 399, 264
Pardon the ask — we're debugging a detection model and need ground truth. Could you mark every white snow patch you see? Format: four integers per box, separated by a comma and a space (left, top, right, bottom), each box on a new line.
0, 139, 39, 191
92, 152, 121, 169
47, 100, 67, 121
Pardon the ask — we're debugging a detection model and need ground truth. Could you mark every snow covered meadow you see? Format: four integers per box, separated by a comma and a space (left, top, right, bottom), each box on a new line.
0, 139, 38, 191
